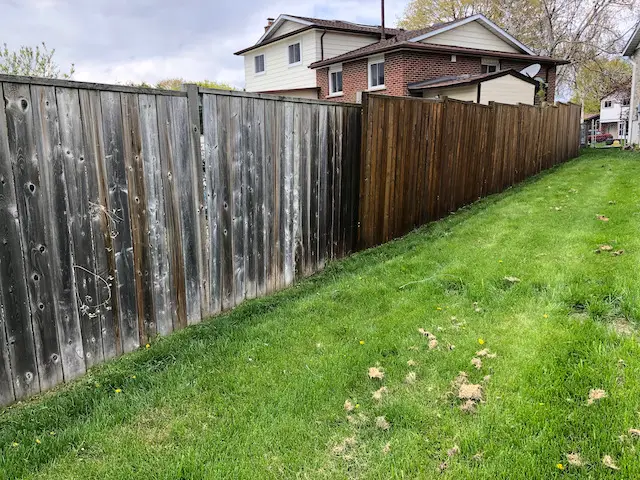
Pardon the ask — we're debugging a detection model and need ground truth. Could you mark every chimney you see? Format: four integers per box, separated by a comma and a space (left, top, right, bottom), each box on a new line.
265, 18, 275, 32
380, 0, 386, 40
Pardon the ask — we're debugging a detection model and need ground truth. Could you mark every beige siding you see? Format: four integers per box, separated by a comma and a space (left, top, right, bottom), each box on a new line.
479, 75, 535, 105
265, 89, 319, 99
421, 20, 519, 53
269, 20, 307, 39
316, 31, 379, 60
243, 31, 317, 92
423, 84, 478, 102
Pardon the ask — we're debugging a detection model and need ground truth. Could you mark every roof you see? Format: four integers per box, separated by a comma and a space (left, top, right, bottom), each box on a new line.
234, 14, 403, 55
623, 21, 640, 56
309, 40, 569, 69
583, 112, 600, 121
407, 69, 538, 91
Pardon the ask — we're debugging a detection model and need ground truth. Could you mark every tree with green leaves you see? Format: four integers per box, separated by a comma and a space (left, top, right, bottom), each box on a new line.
572, 59, 632, 113
0, 42, 74, 78
154, 78, 236, 91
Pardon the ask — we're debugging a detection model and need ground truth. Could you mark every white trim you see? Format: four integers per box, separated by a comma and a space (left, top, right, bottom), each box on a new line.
623, 22, 640, 57
257, 14, 312, 44
408, 14, 535, 55
327, 92, 344, 98
367, 85, 386, 92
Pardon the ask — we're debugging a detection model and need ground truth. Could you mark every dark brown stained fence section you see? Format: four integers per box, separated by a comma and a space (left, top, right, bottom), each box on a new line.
358, 94, 581, 249
0, 75, 361, 406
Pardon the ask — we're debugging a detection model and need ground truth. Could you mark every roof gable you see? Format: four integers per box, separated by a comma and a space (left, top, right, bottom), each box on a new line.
258, 15, 312, 44
409, 15, 534, 55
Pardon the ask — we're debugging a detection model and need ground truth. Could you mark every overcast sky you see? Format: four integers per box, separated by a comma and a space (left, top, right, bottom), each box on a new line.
2, 0, 406, 88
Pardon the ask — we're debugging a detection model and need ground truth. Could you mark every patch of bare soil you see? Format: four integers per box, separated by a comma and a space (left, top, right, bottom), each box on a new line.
587, 388, 607, 405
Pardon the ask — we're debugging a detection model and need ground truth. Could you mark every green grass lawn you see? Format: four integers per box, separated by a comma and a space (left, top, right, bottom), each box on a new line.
3, 149, 640, 479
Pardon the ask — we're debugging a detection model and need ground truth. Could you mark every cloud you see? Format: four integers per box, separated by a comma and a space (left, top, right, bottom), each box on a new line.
1, 0, 406, 88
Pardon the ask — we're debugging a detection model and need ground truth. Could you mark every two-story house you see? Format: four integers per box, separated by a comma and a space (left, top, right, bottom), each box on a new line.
235, 14, 568, 104
623, 21, 640, 145
599, 89, 631, 141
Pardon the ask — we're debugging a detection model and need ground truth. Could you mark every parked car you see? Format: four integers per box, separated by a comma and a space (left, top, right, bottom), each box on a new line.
587, 130, 613, 143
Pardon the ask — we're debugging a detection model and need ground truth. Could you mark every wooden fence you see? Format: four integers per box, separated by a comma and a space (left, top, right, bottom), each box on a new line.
0, 76, 581, 407
358, 94, 581, 248
0, 75, 360, 406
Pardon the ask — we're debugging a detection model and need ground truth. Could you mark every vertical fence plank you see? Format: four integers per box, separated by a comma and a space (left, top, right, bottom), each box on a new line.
4, 82, 61, 394
254, 100, 266, 296
170, 96, 202, 324
138, 94, 174, 336
242, 97, 256, 299
100, 91, 139, 353
79, 90, 120, 360
229, 96, 245, 305
202, 93, 222, 315
57, 87, 105, 368
121, 93, 155, 344
0, 82, 39, 401
264, 100, 276, 294
293, 103, 303, 278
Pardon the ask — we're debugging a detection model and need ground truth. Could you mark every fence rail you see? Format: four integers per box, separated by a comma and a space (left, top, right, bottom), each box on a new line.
0, 75, 580, 406
357, 94, 581, 248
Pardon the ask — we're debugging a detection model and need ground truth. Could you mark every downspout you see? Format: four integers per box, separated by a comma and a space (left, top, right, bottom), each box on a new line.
320, 30, 327, 60
629, 58, 637, 146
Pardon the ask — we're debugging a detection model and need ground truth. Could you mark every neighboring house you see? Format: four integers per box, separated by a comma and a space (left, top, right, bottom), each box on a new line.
599, 89, 630, 140
623, 21, 640, 145
235, 14, 568, 105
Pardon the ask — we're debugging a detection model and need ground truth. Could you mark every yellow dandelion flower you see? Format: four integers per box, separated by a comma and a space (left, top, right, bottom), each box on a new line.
50, 432, 56, 436
556, 463, 564, 470
355, 404, 360, 409
359, 340, 365, 345
436, 307, 442, 311
478, 338, 485, 345
35, 439, 41, 445
145, 344, 150, 349
11, 442, 19, 447
131, 375, 136, 379
114, 388, 122, 393
95, 382, 100, 388
499, 260, 503, 263
543, 314, 549, 319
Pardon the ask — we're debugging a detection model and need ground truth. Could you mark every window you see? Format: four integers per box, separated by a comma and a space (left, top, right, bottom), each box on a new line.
481, 57, 500, 74
254, 55, 265, 74
603, 100, 612, 108
330, 68, 343, 95
369, 58, 385, 89
481, 64, 498, 74
623, 98, 630, 106
288, 43, 301, 65
619, 122, 628, 137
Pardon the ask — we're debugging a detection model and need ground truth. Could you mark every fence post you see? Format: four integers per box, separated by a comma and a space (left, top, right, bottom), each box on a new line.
183, 84, 209, 318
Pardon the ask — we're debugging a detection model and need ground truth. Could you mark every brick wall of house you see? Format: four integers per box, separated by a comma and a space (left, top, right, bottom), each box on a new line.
317, 50, 558, 104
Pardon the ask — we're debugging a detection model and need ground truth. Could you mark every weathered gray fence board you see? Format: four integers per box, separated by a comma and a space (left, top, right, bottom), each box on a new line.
242, 97, 256, 300
170, 96, 202, 325
78, 89, 120, 360
201, 93, 222, 315
100, 91, 140, 353
4, 82, 59, 393
138, 94, 173, 337
57, 87, 104, 368
121, 93, 155, 344
229, 96, 245, 307
0, 82, 37, 402
0, 76, 365, 407
156, 95, 186, 330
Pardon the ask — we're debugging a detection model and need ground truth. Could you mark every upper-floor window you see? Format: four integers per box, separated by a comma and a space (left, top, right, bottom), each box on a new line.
330, 67, 343, 95
369, 58, 385, 89
481, 57, 500, 74
603, 100, 612, 108
288, 43, 301, 65
623, 98, 630, 106
254, 55, 265, 74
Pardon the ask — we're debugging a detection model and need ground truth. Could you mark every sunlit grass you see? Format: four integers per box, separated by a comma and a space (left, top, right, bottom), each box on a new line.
2, 149, 640, 479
